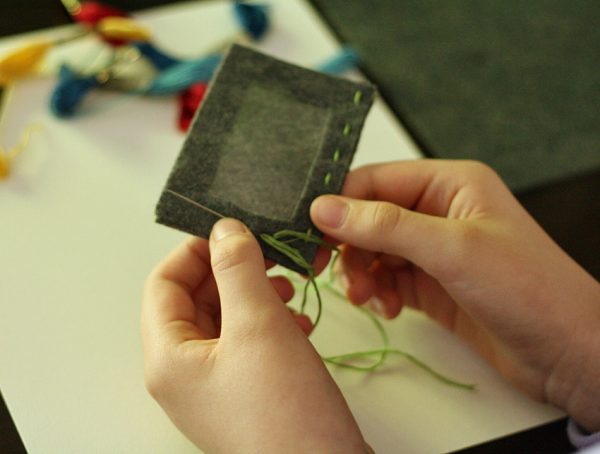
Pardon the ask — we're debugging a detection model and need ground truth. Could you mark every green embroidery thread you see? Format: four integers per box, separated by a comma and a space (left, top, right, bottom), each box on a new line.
273, 230, 475, 390
353, 89, 362, 105
333, 148, 341, 162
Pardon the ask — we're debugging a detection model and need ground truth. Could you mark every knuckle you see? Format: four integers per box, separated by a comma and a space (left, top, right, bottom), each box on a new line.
451, 221, 487, 265
144, 364, 171, 402
429, 222, 479, 281
211, 235, 258, 273
369, 201, 402, 236
461, 160, 500, 182
451, 222, 477, 252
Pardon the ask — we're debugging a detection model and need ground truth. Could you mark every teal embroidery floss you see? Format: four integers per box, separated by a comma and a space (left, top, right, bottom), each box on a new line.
133, 41, 181, 70
316, 46, 359, 75
144, 54, 222, 95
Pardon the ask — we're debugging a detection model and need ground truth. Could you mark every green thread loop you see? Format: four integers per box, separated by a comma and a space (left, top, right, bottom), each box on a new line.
324, 172, 332, 186
353, 90, 362, 105
333, 148, 341, 162
343, 123, 351, 136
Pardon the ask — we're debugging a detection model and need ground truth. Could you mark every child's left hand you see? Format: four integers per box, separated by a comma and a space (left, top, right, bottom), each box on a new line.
141, 218, 366, 453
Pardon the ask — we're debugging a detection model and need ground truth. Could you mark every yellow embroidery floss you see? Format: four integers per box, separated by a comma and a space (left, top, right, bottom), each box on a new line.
0, 41, 54, 85
96, 17, 152, 42
0, 125, 41, 181
0, 151, 10, 180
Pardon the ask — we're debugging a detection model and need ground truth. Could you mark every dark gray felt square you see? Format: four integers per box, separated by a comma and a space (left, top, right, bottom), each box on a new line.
156, 44, 375, 273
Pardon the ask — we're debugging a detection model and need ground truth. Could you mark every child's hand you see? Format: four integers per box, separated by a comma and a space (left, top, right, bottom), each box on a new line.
311, 160, 600, 432
141, 219, 366, 453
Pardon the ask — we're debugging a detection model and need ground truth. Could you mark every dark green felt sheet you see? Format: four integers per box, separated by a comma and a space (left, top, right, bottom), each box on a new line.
156, 45, 375, 273
311, 0, 600, 191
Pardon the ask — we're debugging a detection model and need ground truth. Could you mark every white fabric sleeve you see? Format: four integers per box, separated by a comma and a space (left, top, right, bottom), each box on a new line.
568, 418, 600, 451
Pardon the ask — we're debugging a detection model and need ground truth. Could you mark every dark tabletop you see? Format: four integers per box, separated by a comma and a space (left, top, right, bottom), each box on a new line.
1, 1, 597, 452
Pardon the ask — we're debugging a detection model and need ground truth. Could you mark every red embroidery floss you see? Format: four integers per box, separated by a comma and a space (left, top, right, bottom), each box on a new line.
73, 1, 127, 25
177, 82, 208, 132
71, 1, 129, 46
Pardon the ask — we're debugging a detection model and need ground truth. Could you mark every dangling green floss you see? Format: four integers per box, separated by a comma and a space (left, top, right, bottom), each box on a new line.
260, 230, 335, 328
270, 231, 475, 390
321, 282, 390, 372
321, 282, 475, 390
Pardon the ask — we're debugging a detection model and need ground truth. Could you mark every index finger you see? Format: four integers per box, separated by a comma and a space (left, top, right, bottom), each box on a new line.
141, 237, 212, 348
343, 159, 462, 214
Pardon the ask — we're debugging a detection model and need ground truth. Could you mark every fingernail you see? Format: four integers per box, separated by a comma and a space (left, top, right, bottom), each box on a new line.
212, 218, 245, 241
311, 196, 348, 228
367, 297, 387, 318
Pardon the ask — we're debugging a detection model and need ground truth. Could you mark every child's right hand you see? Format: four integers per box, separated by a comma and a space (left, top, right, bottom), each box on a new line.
310, 159, 600, 433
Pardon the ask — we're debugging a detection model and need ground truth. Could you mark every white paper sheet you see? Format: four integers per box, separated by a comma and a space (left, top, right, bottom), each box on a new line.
0, 1, 562, 453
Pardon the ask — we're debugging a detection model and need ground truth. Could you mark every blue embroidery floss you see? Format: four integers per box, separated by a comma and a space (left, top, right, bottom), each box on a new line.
133, 2, 270, 76
233, 1, 270, 40
50, 64, 101, 117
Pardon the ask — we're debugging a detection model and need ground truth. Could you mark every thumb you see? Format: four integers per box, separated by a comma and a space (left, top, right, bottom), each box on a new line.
310, 195, 461, 276
209, 218, 288, 333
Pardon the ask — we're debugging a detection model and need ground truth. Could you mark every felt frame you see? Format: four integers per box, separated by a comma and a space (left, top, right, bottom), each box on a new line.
156, 44, 375, 273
